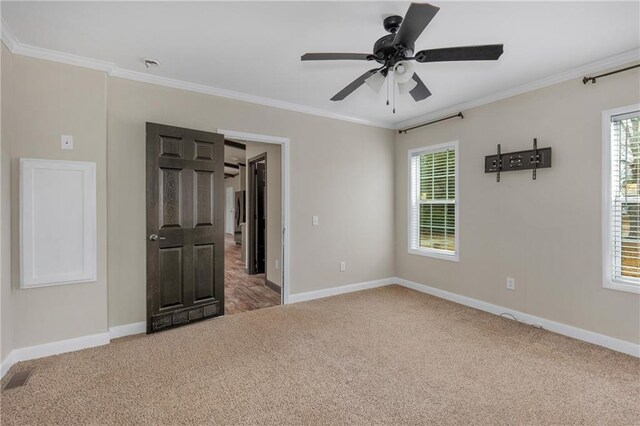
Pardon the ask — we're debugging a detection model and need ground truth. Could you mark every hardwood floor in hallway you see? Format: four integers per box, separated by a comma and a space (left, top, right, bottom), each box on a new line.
224, 235, 280, 315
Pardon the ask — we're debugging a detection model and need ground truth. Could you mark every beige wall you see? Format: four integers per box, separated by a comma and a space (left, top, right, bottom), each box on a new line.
2, 42, 638, 362
1, 47, 109, 352
107, 77, 395, 327
245, 141, 282, 287
1, 46, 394, 350
1, 44, 12, 361
394, 66, 640, 343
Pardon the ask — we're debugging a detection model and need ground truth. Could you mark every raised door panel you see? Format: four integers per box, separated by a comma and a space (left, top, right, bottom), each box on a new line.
159, 168, 182, 228
194, 140, 214, 160
160, 136, 184, 158
194, 170, 214, 227
159, 247, 183, 309
194, 244, 215, 301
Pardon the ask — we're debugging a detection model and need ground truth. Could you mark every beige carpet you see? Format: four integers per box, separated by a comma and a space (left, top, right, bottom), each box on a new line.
1, 285, 639, 425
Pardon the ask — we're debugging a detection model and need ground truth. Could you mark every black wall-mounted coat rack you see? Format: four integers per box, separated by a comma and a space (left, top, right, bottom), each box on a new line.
485, 138, 551, 182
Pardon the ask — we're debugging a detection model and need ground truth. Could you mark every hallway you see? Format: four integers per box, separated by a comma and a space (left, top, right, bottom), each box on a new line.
224, 235, 280, 315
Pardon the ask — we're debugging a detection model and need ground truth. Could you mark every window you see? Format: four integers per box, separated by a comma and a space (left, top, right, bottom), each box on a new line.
604, 105, 640, 294
408, 142, 458, 261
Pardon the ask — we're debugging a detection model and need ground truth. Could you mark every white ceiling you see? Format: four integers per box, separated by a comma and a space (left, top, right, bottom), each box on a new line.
2, 1, 639, 128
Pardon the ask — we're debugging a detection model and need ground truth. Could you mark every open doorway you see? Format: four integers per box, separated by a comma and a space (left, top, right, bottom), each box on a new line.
223, 138, 282, 315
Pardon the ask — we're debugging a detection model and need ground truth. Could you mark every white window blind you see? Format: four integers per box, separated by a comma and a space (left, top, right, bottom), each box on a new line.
408, 142, 458, 261
608, 108, 640, 292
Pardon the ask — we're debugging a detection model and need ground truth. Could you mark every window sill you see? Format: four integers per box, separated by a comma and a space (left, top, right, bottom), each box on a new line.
408, 248, 459, 262
604, 280, 640, 294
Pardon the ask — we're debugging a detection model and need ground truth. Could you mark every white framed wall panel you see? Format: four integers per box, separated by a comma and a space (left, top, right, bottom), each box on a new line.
20, 158, 97, 288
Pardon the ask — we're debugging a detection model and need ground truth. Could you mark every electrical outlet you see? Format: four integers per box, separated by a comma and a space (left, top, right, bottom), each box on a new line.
61, 135, 73, 150
506, 277, 515, 290
339, 261, 346, 272
275, 260, 279, 270
312, 215, 319, 226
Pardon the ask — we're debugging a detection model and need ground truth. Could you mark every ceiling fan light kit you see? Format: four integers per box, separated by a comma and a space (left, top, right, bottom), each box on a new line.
394, 61, 415, 84
365, 71, 386, 93
301, 2, 504, 113
398, 78, 418, 95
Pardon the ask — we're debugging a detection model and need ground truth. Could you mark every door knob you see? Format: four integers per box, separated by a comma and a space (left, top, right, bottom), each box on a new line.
149, 234, 165, 241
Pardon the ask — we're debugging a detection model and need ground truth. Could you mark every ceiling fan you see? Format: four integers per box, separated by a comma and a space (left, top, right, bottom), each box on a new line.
301, 2, 504, 112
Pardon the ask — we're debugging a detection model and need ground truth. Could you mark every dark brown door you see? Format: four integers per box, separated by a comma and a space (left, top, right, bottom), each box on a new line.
254, 163, 266, 274
146, 123, 225, 333
247, 154, 267, 275
234, 190, 245, 244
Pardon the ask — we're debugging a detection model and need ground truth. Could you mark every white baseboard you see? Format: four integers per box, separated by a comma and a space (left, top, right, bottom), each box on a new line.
288, 277, 397, 303
1, 351, 17, 378
1, 322, 147, 379
109, 321, 146, 339
396, 277, 640, 358
1, 331, 110, 378
2, 276, 636, 380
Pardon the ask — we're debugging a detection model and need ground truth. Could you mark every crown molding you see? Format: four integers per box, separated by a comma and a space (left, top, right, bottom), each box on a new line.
0, 18, 393, 129
395, 47, 640, 130
108, 67, 392, 128
1, 19, 116, 73
2, 17, 638, 132
0, 18, 19, 53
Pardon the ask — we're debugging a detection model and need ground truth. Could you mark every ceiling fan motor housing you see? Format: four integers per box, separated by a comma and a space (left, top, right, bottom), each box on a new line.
373, 34, 413, 64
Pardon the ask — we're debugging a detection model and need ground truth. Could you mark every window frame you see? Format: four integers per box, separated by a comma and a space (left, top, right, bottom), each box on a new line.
407, 141, 459, 262
602, 104, 640, 294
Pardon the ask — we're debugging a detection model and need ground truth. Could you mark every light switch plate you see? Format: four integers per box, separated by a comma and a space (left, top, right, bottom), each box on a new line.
312, 215, 319, 226
61, 135, 73, 150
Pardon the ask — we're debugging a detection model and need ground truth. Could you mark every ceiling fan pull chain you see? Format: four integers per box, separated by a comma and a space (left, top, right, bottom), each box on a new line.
386, 75, 390, 106
393, 72, 396, 114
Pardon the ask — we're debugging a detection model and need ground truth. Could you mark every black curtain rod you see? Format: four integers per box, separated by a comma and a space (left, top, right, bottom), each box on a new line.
583, 64, 640, 85
398, 112, 464, 134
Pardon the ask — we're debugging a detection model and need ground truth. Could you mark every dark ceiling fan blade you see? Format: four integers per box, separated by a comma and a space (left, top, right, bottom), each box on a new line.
330, 69, 378, 101
393, 3, 440, 50
409, 73, 431, 101
415, 44, 504, 62
301, 53, 374, 61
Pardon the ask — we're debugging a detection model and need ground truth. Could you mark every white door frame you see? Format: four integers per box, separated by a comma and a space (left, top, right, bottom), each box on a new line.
217, 129, 290, 304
